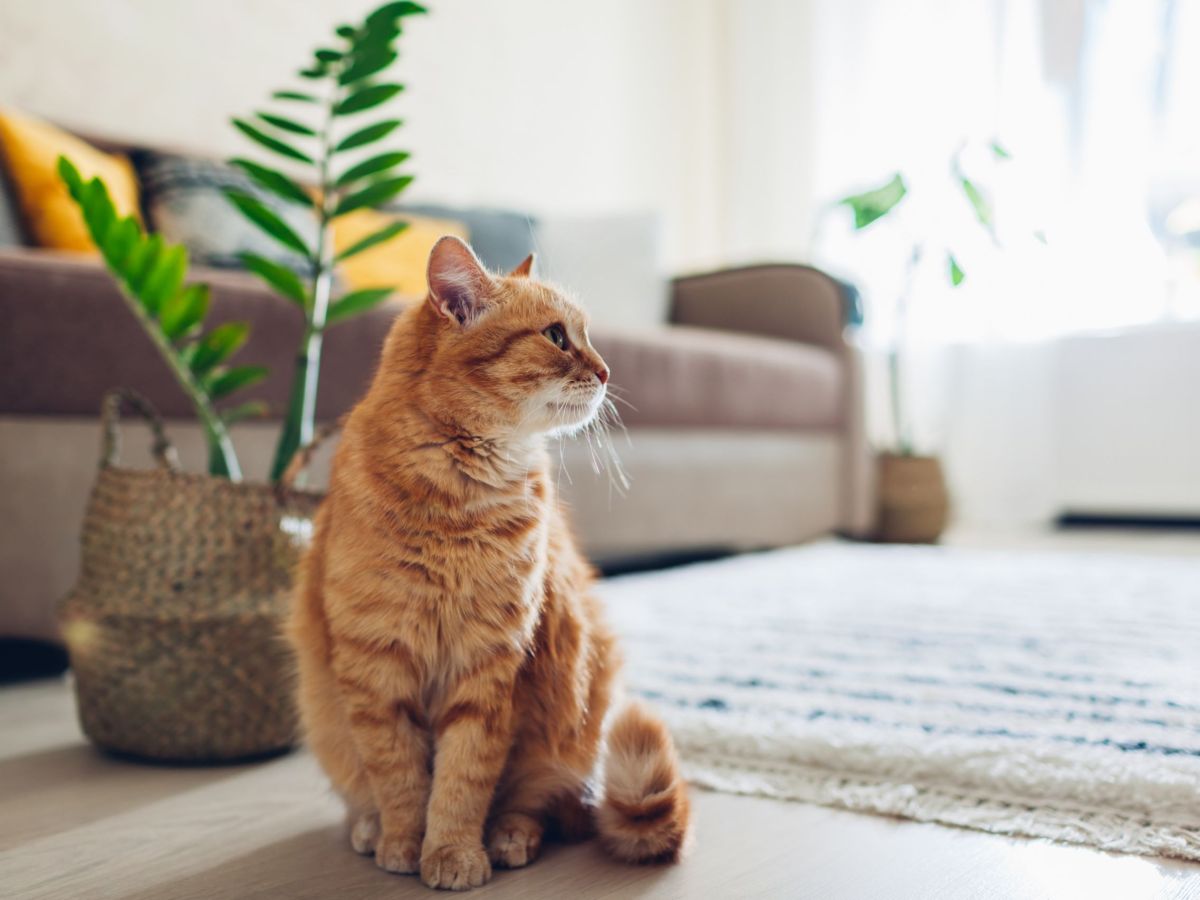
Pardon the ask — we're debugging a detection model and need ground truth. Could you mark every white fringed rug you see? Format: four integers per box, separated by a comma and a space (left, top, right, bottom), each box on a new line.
598, 544, 1200, 861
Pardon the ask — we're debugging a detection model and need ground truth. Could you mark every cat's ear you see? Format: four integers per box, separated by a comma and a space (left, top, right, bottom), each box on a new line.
509, 253, 536, 278
427, 236, 494, 326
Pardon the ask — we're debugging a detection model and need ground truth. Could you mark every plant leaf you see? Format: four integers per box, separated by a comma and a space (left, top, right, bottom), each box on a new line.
141, 243, 188, 314
327, 287, 393, 324
273, 90, 318, 103
225, 191, 312, 258
948, 253, 965, 286
334, 176, 413, 216
57, 155, 85, 194
229, 158, 313, 208
839, 174, 907, 229
207, 365, 269, 398
101, 216, 140, 269
339, 50, 398, 85
59, 158, 119, 253
220, 400, 270, 425
191, 321, 251, 374
990, 141, 1012, 160
240, 252, 309, 305
160, 283, 211, 339
336, 24, 357, 38
127, 233, 165, 295
335, 151, 410, 187
79, 179, 116, 245
257, 112, 316, 136
314, 48, 343, 63
960, 177, 994, 234
298, 66, 327, 80
232, 118, 314, 163
335, 83, 404, 115
365, 1, 427, 30
334, 119, 402, 152
336, 219, 408, 262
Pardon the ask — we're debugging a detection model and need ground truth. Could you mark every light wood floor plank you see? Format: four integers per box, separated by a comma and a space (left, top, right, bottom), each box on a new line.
2, 678, 1198, 899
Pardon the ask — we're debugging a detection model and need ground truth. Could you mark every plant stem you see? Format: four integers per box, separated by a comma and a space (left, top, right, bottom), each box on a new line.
890, 245, 922, 457
117, 284, 242, 480
269, 72, 340, 485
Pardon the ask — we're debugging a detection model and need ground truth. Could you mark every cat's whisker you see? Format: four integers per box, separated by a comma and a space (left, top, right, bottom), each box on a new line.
556, 433, 573, 488
570, 399, 629, 499
604, 393, 638, 413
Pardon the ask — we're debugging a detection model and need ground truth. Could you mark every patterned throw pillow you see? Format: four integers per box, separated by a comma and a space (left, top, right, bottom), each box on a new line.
136, 151, 316, 274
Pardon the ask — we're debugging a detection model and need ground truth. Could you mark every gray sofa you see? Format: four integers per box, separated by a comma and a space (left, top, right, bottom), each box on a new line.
0, 244, 872, 643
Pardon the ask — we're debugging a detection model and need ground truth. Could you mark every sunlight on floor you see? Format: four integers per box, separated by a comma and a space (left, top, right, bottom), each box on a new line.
1007, 841, 1196, 900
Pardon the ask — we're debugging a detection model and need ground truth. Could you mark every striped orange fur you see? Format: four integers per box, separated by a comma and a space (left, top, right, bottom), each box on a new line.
288, 237, 690, 890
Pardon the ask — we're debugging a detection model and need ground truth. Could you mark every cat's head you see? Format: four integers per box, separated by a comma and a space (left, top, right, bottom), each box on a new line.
411, 236, 610, 439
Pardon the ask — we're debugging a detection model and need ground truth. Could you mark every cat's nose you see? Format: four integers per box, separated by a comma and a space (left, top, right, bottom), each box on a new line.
595, 364, 609, 385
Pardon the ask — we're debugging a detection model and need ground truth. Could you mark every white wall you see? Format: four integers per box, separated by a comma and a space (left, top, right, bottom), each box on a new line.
1055, 324, 1200, 517
0, 0, 726, 269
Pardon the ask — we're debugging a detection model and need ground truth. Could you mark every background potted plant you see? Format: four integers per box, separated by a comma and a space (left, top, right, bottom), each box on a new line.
55, 1, 426, 762
836, 141, 1034, 543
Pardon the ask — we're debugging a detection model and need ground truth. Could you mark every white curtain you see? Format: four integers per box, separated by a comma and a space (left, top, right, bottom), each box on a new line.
720, 0, 1200, 526
803, 0, 1200, 343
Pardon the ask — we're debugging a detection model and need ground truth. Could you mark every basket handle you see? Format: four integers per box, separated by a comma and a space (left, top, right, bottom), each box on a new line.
277, 422, 339, 492
100, 389, 182, 473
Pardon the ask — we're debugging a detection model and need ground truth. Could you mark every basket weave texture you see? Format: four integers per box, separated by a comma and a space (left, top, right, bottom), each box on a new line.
59, 390, 323, 762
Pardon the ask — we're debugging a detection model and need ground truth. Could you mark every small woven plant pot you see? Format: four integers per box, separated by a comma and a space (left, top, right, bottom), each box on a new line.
876, 452, 950, 544
59, 390, 323, 762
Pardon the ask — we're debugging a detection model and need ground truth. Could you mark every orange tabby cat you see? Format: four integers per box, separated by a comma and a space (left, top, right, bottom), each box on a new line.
288, 236, 691, 890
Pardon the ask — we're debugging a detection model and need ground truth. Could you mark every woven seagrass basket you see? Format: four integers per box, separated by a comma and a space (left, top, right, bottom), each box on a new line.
59, 390, 324, 762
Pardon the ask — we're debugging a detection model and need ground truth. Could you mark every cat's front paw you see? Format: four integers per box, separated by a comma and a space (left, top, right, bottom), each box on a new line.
375, 832, 422, 874
420, 843, 491, 890
349, 812, 380, 855
487, 812, 543, 869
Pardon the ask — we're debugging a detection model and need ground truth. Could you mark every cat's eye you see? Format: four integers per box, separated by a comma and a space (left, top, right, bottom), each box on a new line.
543, 324, 568, 350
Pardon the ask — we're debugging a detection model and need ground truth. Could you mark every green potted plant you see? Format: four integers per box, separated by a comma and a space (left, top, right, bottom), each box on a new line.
836, 141, 1033, 543
55, 0, 426, 762
227, 0, 425, 482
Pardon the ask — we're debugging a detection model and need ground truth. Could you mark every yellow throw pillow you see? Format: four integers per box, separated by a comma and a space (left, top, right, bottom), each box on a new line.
333, 209, 469, 298
0, 109, 141, 254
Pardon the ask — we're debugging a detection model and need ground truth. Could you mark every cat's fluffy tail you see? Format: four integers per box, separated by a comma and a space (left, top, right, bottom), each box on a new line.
595, 701, 692, 864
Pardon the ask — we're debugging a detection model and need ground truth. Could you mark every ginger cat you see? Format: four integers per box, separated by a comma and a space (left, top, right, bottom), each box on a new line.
288, 237, 690, 890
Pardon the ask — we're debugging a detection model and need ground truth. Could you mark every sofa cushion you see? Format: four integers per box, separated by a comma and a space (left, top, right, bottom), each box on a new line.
0, 249, 841, 433
593, 326, 842, 431
0, 248, 399, 421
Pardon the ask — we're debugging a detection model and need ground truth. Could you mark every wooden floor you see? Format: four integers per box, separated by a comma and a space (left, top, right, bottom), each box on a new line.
1, 676, 1198, 900
5, 528, 1200, 898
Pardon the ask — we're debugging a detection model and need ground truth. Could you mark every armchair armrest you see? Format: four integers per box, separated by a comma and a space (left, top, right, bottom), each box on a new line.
670, 262, 874, 536
669, 263, 849, 351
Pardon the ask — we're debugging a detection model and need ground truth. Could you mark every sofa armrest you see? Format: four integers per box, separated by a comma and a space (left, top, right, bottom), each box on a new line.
671, 262, 875, 536
0, 247, 409, 420
669, 263, 848, 351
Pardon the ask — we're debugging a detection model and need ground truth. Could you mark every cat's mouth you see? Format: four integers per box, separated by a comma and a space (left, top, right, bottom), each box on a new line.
553, 388, 606, 424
